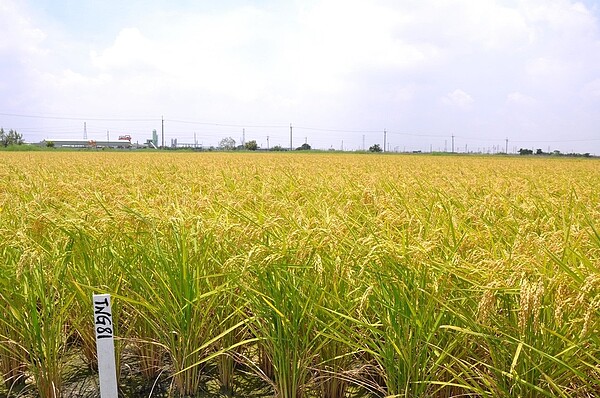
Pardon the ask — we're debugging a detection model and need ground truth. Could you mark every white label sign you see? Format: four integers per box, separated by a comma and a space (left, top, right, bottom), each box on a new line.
93, 293, 118, 398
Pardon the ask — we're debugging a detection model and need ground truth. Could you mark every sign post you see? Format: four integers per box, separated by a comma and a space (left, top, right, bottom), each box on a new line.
93, 293, 118, 398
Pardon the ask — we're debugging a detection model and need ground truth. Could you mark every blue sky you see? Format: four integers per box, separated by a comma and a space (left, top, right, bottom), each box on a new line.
1, 0, 600, 153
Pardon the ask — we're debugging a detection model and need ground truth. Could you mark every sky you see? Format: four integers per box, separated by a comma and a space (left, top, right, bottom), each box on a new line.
1, 0, 600, 153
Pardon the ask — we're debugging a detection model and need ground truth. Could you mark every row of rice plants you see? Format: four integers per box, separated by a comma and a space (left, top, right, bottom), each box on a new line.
0, 152, 598, 397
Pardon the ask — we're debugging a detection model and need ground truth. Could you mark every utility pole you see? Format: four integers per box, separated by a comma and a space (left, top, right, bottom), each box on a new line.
341, 140, 344, 151
161, 116, 164, 149
289, 124, 293, 151
505, 138, 509, 154
451, 134, 455, 153
362, 135, 365, 151
84, 122, 87, 140
267, 136, 270, 150
383, 129, 387, 153
242, 128, 245, 147
194, 132, 197, 148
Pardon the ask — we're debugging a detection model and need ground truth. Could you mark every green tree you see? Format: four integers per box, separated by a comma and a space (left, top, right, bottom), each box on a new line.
296, 143, 311, 150
0, 128, 24, 147
244, 140, 258, 150
219, 137, 236, 150
369, 144, 382, 152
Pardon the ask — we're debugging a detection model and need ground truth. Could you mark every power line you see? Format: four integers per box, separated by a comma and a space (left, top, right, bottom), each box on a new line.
0, 112, 157, 122
294, 126, 380, 133
385, 130, 449, 138
167, 119, 287, 128
452, 135, 600, 143
3, 112, 600, 147
511, 138, 600, 143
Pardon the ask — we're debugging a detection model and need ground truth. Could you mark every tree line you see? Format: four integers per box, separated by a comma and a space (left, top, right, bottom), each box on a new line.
518, 148, 592, 157
0, 128, 24, 147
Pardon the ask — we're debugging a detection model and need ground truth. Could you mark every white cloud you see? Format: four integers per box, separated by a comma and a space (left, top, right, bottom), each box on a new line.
271, 0, 442, 98
507, 91, 536, 106
0, 1, 47, 56
526, 56, 565, 76
90, 28, 156, 70
1, 0, 600, 153
393, 0, 535, 56
581, 79, 600, 98
443, 89, 474, 110
83, 2, 441, 106
293, 0, 434, 68
84, 8, 276, 103
522, 0, 597, 37
392, 85, 418, 103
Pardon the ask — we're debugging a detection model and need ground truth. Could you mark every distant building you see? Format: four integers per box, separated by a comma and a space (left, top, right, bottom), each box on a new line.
41, 139, 133, 148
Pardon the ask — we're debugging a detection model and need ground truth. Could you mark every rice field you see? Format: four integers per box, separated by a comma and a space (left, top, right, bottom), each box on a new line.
0, 151, 599, 398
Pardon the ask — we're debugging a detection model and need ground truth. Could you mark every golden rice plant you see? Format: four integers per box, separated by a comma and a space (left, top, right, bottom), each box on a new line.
0, 151, 598, 397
